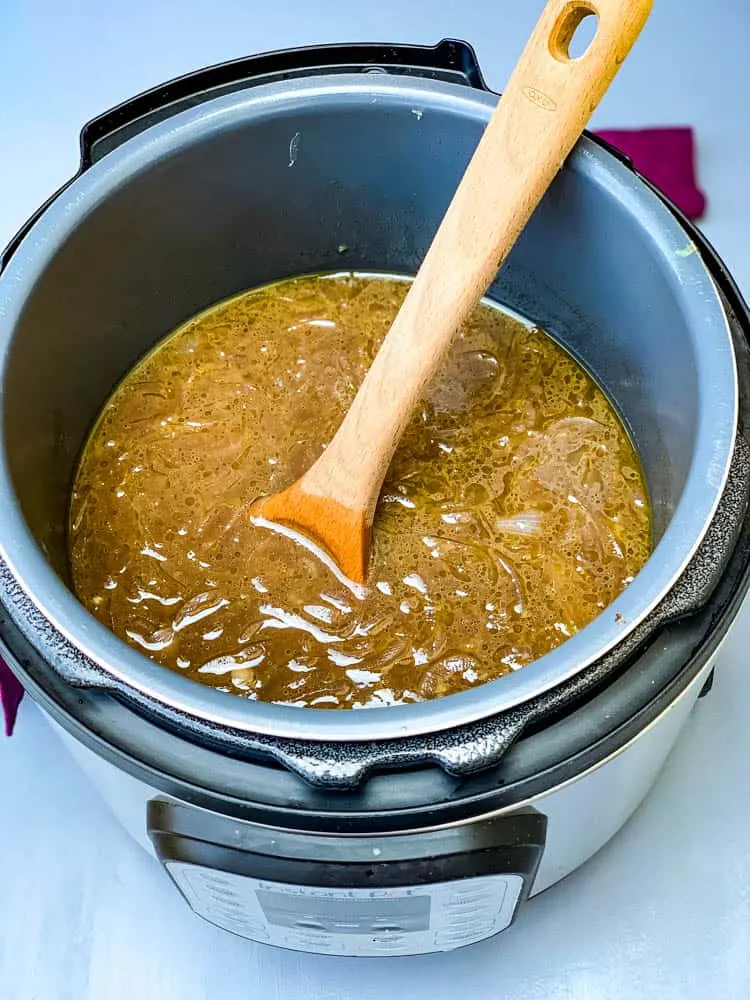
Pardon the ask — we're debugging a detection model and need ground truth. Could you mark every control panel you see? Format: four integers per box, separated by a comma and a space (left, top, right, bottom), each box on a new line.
167, 862, 524, 955
148, 799, 546, 956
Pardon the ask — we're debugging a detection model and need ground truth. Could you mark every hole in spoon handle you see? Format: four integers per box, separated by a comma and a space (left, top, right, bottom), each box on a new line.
539, 0, 652, 73
549, 2, 599, 62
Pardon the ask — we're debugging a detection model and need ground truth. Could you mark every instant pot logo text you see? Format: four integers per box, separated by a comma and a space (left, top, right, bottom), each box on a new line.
256, 882, 417, 899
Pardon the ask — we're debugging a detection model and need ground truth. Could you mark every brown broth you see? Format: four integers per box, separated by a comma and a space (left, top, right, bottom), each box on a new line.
69, 273, 651, 708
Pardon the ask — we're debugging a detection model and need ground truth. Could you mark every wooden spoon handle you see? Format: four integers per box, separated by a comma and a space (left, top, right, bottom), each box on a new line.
303, 0, 652, 518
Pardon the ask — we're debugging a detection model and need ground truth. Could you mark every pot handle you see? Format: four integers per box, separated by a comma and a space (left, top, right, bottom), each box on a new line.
79, 39, 488, 168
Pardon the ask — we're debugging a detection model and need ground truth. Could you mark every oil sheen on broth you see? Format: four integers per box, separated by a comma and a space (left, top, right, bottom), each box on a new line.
69, 274, 651, 708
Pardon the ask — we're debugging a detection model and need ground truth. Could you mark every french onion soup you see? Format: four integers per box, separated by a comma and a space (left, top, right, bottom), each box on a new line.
69, 273, 651, 708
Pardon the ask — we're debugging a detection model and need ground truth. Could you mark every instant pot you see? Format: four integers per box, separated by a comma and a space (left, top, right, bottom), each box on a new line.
1, 40, 750, 956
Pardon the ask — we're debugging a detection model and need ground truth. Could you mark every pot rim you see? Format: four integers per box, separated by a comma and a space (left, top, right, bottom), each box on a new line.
0, 73, 738, 742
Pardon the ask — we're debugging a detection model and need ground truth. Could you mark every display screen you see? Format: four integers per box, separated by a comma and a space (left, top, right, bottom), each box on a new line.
255, 890, 431, 934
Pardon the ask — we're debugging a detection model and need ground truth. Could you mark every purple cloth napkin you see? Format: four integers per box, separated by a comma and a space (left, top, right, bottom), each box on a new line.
594, 126, 706, 220
0, 655, 23, 736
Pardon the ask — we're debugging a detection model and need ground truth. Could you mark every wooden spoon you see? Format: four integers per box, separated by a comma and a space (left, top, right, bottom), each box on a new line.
251, 0, 652, 582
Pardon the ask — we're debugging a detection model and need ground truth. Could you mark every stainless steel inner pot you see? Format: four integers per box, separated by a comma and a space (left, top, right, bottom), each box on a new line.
0, 64, 738, 743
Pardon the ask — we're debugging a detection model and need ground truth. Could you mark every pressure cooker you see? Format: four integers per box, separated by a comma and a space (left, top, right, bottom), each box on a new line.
1, 40, 749, 957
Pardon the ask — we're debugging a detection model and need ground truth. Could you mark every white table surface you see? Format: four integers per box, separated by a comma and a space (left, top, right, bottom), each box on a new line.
1, 1, 750, 997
